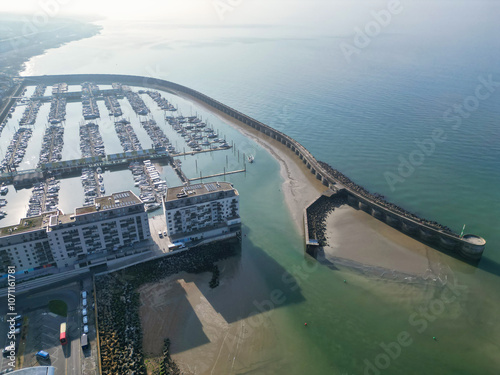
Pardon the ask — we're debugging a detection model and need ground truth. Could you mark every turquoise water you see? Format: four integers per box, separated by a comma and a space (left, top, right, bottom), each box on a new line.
14, 2, 500, 373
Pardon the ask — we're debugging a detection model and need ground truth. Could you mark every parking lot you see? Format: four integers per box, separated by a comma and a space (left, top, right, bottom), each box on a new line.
22, 311, 68, 371
0, 279, 98, 374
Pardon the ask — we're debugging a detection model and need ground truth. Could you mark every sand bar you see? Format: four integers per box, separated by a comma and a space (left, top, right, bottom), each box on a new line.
175, 91, 454, 278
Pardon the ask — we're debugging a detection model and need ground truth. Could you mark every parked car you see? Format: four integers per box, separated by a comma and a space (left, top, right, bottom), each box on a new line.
83, 316, 88, 324
2, 346, 14, 357
83, 325, 88, 334
36, 350, 50, 360
82, 299, 87, 307
81, 291, 87, 299
82, 308, 87, 316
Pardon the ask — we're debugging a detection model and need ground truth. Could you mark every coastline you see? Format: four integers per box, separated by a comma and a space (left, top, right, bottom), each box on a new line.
175, 91, 326, 231
175, 91, 452, 279
1, 17, 101, 77
10, 73, 495, 373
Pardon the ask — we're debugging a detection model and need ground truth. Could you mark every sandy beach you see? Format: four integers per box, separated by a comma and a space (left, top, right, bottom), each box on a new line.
175, 91, 453, 278
135, 91, 458, 374
139, 258, 288, 375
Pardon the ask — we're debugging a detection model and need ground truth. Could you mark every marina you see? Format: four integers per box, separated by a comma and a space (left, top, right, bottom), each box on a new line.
26, 178, 60, 217
146, 90, 177, 111
130, 160, 166, 209
80, 167, 103, 206
18, 99, 42, 125
0, 80, 245, 226
80, 122, 105, 158
52, 82, 68, 95
38, 125, 64, 165
0, 7, 497, 374
17, 84, 46, 126
114, 118, 143, 152
124, 89, 149, 115
104, 94, 123, 117
47, 96, 67, 124
0, 127, 33, 172
81, 82, 100, 120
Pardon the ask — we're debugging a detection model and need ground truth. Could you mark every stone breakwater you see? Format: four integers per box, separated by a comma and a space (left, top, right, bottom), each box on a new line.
20, 74, 486, 260
306, 194, 347, 247
317, 161, 453, 234
95, 240, 239, 375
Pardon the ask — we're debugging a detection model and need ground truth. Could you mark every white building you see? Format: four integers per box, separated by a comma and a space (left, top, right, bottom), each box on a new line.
163, 182, 241, 245
0, 191, 150, 274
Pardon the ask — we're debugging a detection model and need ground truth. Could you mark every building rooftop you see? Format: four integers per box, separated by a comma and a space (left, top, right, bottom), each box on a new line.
0, 191, 142, 238
165, 182, 237, 202
75, 191, 142, 215
0, 211, 59, 237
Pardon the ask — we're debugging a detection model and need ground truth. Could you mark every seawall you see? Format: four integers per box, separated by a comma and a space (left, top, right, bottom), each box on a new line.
19, 74, 486, 260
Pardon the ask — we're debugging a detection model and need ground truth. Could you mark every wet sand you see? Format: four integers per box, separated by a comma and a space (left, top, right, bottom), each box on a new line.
321, 205, 446, 277
139, 259, 285, 375
135, 91, 456, 374
175, 91, 452, 277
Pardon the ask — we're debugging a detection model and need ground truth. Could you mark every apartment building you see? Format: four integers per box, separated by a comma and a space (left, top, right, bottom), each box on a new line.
163, 182, 241, 245
0, 191, 150, 274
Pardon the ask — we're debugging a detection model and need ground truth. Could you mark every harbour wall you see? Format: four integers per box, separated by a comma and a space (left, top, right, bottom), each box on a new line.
19, 74, 486, 260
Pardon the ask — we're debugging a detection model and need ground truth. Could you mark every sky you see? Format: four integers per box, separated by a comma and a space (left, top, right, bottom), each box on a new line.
0, 0, 415, 27
1, 0, 498, 38
1, 0, 315, 23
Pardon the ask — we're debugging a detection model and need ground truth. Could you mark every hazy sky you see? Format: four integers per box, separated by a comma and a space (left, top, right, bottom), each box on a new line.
1, 0, 319, 23
1, 0, 498, 38
0, 0, 420, 26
